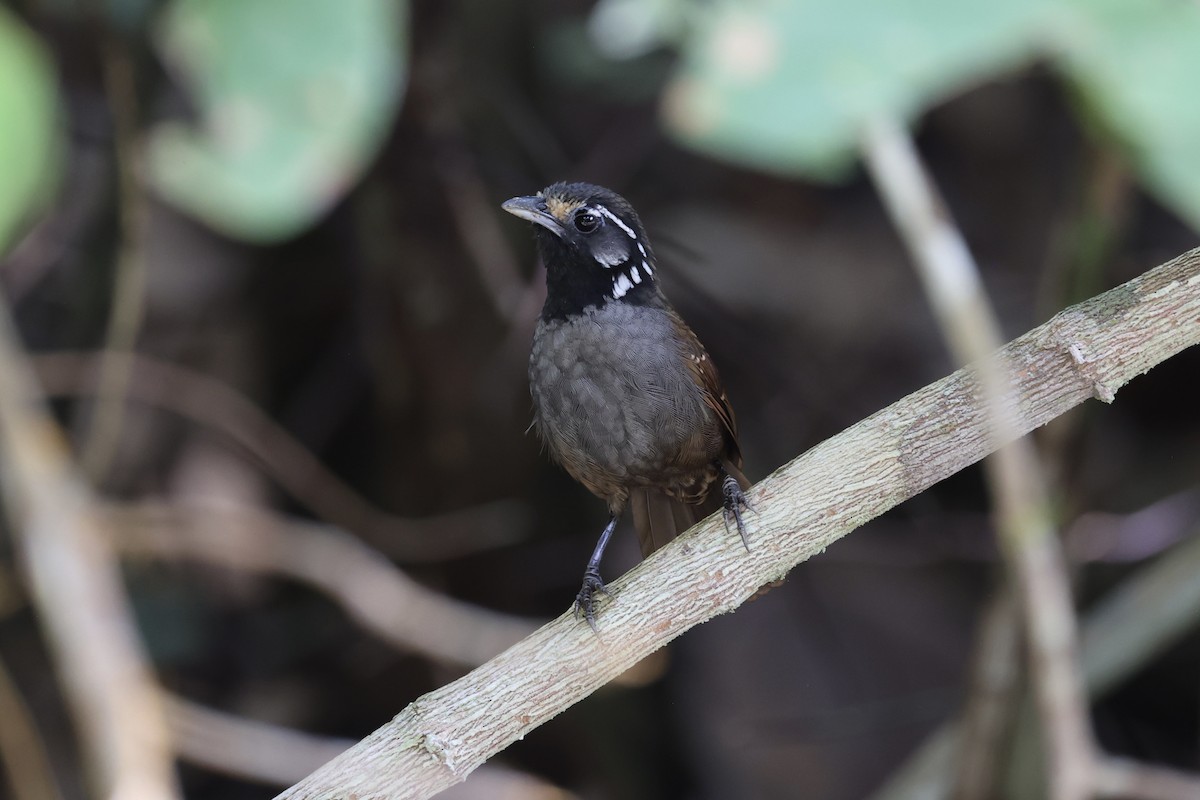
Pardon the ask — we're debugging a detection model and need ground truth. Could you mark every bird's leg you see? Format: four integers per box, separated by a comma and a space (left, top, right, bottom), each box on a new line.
719, 465, 753, 551
575, 514, 619, 632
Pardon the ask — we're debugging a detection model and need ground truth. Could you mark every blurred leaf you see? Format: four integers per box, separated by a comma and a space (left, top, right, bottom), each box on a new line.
661, 0, 1200, 231
1056, 0, 1200, 230
588, 0, 688, 60
0, 8, 60, 257
662, 0, 1051, 180
148, 0, 406, 242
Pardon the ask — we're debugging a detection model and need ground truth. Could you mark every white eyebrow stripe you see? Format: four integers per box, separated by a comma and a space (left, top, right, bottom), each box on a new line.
594, 205, 638, 240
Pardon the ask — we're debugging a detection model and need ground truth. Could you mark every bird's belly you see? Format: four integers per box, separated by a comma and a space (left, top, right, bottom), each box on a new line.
528, 306, 720, 501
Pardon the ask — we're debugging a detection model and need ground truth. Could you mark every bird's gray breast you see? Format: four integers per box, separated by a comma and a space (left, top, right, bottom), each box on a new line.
528, 302, 716, 492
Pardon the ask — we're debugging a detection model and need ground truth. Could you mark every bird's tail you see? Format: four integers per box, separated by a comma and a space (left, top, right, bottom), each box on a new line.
630, 489, 694, 558
630, 458, 750, 559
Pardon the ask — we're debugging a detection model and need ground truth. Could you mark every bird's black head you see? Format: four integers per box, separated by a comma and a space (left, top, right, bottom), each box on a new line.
502, 182, 659, 321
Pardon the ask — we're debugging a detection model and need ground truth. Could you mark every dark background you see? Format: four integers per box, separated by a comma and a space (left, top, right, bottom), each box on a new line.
1, 1, 1198, 798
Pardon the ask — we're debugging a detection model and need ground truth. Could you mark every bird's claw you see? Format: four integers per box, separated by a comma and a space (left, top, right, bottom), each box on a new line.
574, 567, 611, 633
722, 474, 754, 551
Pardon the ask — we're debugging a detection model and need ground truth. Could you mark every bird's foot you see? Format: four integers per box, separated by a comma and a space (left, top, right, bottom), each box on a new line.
573, 566, 611, 633
722, 474, 754, 551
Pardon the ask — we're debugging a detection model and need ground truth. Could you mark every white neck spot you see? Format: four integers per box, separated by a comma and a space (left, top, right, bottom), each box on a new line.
611, 272, 635, 299
593, 248, 626, 268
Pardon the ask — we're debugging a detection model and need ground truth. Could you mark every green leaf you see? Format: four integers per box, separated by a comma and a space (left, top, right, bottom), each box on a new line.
147, 0, 407, 242
1056, 0, 1200, 229
0, 8, 60, 257
661, 0, 1052, 179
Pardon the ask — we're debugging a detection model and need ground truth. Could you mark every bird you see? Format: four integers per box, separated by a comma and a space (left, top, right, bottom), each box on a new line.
502, 181, 752, 630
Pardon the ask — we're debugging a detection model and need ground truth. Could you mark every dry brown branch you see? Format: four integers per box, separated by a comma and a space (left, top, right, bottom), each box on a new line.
1094, 758, 1200, 800
274, 248, 1200, 800
862, 116, 1095, 800
1080, 522, 1200, 696
950, 590, 1023, 800
80, 36, 150, 481
164, 695, 352, 786
106, 501, 662, 685
165, 694, 579, 799
0, 654, 63, 800
33, 351, 527, 561
0, 291, 179, 799
105, 501, 539, 667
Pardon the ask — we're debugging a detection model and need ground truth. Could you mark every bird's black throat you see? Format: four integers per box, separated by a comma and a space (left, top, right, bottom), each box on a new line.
536, 231, 658, 322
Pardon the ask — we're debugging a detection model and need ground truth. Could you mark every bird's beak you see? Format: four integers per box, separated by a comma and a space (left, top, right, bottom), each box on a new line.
502, 196, 565, 237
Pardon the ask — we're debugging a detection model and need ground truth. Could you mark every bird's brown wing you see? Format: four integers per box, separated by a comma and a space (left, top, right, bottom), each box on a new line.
630, 309, 749, 559
668, 309, 743, 467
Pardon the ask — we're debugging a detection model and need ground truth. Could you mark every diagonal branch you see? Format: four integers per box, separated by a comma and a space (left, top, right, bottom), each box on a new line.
79, 34, 150, 481
276, 247, 1200, 800
0, 298, 179, 798
163, 693, 582, 798
105, 501, 539, 667
33, 351, 527, 561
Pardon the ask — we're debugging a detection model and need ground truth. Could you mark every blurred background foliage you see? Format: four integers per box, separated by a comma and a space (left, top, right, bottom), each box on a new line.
0, 6, 59, 254
147, 0, 406, 240
0, 0, 1198, 798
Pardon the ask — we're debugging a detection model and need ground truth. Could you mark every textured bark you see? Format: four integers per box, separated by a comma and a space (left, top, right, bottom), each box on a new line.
277, 247, 1200, 800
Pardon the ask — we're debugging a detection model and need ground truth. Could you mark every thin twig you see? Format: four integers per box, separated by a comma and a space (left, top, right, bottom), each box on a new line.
1065, 490, 1200, 564
1079, 523, 1200, 698
1093, 757, 1200, 800
274, 248, 1200, 800
80, 35, 150, 481
105, 501, 539, 667
950, 588, 1023, 800
34, 351, 529, 561
861, 116, 1095, 800
106, 501, 674, 684
164, 695, 352, 786
0, 289, 179, 799
419, 69, 534, 324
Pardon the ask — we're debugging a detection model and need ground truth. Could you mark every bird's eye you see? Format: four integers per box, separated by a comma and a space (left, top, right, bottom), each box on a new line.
574, 211, 601, 233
